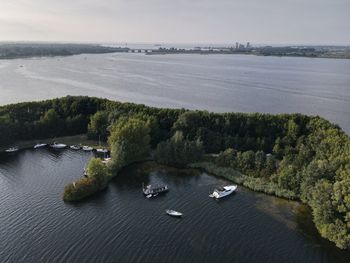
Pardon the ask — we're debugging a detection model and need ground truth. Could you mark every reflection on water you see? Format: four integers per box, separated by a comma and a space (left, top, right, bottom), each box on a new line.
0, 150, 350, 262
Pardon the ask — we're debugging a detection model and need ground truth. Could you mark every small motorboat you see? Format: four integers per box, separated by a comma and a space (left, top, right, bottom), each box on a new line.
82, 146, 93, 151
70, 145, 81, 150
50, 143, 67, 149
5, 146, 19, 153
34, 143, 47, 149
209, 185, 237, 199
96, 148, 108, 153
166, 210, 183, 217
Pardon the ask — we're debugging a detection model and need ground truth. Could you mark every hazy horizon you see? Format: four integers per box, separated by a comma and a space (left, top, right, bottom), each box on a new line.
0, 0, 349, 45
0, 41, 349, 47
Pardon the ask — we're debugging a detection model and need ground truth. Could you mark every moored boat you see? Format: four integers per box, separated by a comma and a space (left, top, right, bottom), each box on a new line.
5, 146, 19, 153
82, 146, 93, 151
96, 148, 108, 153
50, 143, 67, 149
143, 183, 168, 195
209, 185, 237, 199
166, 210, 183, 217
70, 145, 81, 150
34, 143, 47, 149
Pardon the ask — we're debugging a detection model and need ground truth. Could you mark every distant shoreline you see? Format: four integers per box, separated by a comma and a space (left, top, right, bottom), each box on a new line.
1, 43, 349, 60
0, 43, 128, 60
145, 48, 350, 59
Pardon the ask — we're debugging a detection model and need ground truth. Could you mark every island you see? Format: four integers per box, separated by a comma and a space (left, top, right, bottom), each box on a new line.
0, 96, 349, 250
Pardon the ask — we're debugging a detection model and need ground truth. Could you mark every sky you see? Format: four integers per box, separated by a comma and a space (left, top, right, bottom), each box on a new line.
0, 0, 349, 45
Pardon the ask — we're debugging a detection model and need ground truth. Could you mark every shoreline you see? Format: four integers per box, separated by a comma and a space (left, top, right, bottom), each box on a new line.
0, 134, 108, 153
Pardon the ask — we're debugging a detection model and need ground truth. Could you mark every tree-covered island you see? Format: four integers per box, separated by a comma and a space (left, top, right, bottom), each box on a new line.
0, 96, 349, 249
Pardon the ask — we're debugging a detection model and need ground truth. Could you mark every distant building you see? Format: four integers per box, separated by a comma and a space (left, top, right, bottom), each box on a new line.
246, 42, 251, 49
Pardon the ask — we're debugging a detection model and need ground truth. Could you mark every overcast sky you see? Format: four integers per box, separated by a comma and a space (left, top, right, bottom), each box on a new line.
0, 0, 349, 45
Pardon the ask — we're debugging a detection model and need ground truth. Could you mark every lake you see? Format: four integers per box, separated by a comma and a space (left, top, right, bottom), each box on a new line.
0, 53, 349, 134
0, 149, 350, 262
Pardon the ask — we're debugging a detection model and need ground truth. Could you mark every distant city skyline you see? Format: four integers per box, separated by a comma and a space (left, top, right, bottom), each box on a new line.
0, 0, 349, 45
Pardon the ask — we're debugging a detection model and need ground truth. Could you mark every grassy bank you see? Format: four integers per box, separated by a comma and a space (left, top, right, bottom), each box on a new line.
190, 162, 297, 200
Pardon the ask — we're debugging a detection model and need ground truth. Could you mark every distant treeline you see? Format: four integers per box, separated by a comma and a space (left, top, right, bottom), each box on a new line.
148, 46, 350, 59
0, 43, 128, 59
0, 96, 349, 249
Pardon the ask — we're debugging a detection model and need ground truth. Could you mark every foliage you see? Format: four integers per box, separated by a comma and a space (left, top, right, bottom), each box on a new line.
155, 131, 204, 168
87, 158, 110, 185
1, 96, 350, 249
190, 162, 297, 199
108, 117, 151, 172
63, 158, 109, 202
87, 111, 109, 140
63, 177, 107, 202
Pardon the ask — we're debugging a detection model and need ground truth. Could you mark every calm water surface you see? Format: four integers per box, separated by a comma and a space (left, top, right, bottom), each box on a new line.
0, 149, 350, 262
0, 53, 349, 133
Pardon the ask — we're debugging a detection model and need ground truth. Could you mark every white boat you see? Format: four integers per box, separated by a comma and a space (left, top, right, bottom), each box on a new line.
209, 185, 237, 199
70, 145, 81, 150
143, 184, 168, 195
82, 146, 93, 151
96, 148, 108, 153
50, 143, 67, 149
5, 146, 19, 153
34, 143, 47, 149
166, 210, 183, 217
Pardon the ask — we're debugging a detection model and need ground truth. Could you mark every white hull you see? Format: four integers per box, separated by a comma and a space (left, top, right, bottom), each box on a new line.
166, 210, 183, 217
82, 146, 93, 151
51, 143, 67, 149
210, 185, 237, 199
70, 145, 81, 150
34, 143, 47, 149
5, 147, 19, 153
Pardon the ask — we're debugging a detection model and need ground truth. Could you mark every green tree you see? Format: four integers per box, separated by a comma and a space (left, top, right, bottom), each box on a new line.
87, 111, 109, 140
216, 148, 237, 167
108, 117, 151, 172
87, 158, 109, 186
155, 131, 204, 167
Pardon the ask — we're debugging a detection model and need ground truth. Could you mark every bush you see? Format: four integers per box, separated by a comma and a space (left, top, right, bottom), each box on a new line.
63, 158, 109, 202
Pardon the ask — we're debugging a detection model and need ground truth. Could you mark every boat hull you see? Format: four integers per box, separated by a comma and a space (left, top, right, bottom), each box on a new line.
166, 210, 183, 217
210, 185, 237, 199
34, 144, 47, 149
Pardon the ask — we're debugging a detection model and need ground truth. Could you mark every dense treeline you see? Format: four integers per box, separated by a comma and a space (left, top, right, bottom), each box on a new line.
0, 96, 182, 146
155, 131, 204, 168
1, 96, 349, 249
0, 43, 128, 59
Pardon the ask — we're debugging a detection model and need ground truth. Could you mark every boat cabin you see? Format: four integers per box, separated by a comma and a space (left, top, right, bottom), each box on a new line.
143, 184, 169, 195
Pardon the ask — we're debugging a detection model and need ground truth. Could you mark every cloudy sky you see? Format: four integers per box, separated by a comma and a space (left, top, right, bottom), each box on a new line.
0, 0, 349, 45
